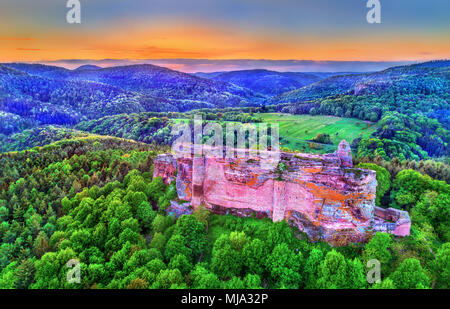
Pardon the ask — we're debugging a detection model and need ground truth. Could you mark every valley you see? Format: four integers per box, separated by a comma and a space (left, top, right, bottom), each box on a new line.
0, 60, 448, 290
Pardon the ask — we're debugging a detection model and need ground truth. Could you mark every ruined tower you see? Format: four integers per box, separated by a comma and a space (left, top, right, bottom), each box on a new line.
153, 141, 410, 245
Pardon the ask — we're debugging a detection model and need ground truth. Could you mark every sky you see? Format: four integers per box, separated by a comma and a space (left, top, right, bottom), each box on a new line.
0, 0, 449, 72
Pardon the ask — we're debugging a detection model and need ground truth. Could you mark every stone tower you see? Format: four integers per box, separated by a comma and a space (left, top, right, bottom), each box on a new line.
335, 140, 353, 167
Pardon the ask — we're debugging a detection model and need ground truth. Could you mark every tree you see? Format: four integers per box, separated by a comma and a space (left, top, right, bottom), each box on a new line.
190, 266, 221, 289
222, 276, 245, 289
316, 250, 349, 289
347, 258, 366, 289
390, 258, 430, 289
362, 232, 393, 277
146, 177, 166, 202
125, 191, 147, 214
266, 221, 295, 250
14, 259, 35, 289
243, 274, 262, 289
127, 278, 148, 289
390, 169, 433, 210
164, 234, 193, 262
243, 239, 268, 276
229, 231, 249, 251
33, 231, 49, 258
304, 248, 324, 289
413, 191, 450, 242
154, 268, 184, 289
70, 229, 92, 252
32, 248, 78, 289
152, 214, 169, 233
125, 249, 154, 272
211, 234, 243, 279
433, 243, 450, 289
0, 205, 8, 221
193, 204, 210, 228
125, 170, 147, 193
136, 201, 156, 229
149, 233, 166, 252
0, 261, 18, 289
146, 258, 166, 275
175, 215, 206, 257
168, 254, 192, 276
86, 263, 108, 286
371, 278, 396, 289
267, 243, 302, 288
313, 133, 332, 144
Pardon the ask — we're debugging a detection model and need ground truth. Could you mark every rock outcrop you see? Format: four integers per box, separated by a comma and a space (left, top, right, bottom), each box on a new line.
153, 140, 411, 245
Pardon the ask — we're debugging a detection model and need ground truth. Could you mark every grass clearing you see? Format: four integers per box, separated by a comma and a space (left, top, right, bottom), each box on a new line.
257, 113, 377, 153
173, 113, 377, 154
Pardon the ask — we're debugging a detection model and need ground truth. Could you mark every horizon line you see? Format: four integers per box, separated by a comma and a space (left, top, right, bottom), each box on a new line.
3, 58, 446, 73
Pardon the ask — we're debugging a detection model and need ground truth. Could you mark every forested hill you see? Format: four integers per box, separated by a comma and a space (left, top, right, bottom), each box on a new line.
70, 65, 259, 102
269, 60, 450, 104
0, 63, 266, 136
268, 60, 450, 160
0, 64, 145, 127
0, 126, 91, 153
194, 69, 323, 96
2, 63, 263, 111
1, 60, 448, 161
0, 135, 448, 289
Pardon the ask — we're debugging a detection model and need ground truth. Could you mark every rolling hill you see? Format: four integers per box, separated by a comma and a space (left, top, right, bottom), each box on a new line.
269, 60, 450, 104
3, 63, 263, 109
193, 69, 323, 96
266, 60, 450, 160
0, 125, 91, 153
1, 60, 448, 160
0, 63, 266, 134
0, 64, 144, 129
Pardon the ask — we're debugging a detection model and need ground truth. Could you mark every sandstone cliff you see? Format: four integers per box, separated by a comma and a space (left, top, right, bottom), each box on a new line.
154, 140, 411, 245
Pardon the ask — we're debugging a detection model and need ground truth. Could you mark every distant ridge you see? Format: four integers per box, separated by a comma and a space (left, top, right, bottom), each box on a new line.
74, 64, 102, 71
0, 62, 264, 126
193, 69, 323, 96
269, 59, 450, 104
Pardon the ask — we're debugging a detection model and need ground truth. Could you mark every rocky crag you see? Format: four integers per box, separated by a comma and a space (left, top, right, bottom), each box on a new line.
153, 140, 411, 245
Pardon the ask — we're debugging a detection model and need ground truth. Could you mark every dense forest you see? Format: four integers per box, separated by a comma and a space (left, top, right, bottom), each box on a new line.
1, 61, 448, 162
0, 60, 449, 289
194, 69, 323, 96
0, 137, 448, 289
269, 61, 450, 161
0, 63, 263, 130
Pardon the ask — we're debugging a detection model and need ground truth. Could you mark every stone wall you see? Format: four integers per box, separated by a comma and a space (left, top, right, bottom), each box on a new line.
373, 206, 411, 237
153, 140, 411, 245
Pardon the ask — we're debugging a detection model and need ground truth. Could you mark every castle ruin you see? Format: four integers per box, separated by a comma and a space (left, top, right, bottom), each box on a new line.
153, 140, 411, 246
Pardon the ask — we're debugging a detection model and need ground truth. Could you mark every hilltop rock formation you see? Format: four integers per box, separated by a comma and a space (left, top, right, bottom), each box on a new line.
154, 140, 411, 245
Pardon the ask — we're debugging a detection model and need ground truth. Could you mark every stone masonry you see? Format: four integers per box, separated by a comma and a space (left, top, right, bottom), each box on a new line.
153, 140, 411, 245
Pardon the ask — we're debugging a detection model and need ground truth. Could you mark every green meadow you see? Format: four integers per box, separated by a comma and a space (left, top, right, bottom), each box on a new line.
174, 113, 377, 154
256, 113, 377, 153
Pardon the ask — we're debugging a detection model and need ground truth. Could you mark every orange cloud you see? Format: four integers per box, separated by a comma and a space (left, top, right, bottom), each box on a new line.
0, 37, 35, 41
16, 48, 41, 51
0, 19, 448, 62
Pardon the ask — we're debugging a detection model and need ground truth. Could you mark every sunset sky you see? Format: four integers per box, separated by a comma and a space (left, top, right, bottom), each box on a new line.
1, 0, 449, 72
